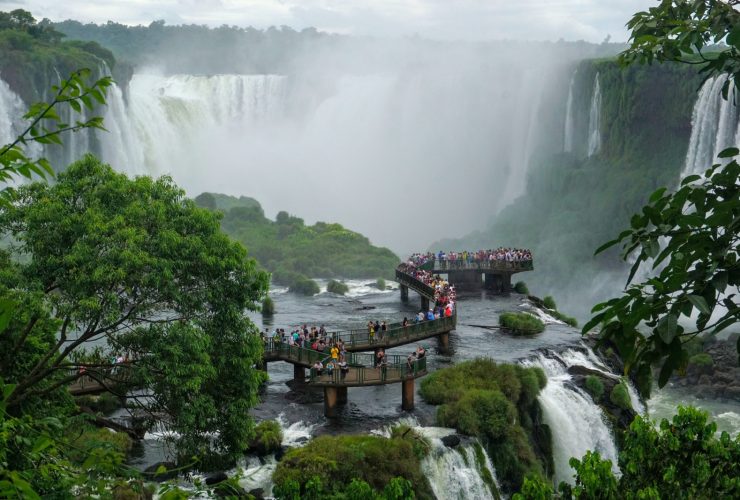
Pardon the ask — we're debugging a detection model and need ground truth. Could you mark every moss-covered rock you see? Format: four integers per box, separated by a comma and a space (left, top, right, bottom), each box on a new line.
261, 296, 275, 316
514, 281, 529, 294
499, 312, 545, 335
249, 420, 283, 456
585, 375, 605, 401
327, 279, 349, 295
610, 381, 632, 411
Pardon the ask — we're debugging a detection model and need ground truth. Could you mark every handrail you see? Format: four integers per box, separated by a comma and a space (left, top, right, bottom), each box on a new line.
395, 268, 436, 299
263, 314, 455, 356
429, 259, 533, 272
308, 354, 427, 385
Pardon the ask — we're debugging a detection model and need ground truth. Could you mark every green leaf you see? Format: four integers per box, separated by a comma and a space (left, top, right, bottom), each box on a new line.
711, 272, 728, 293
656, 314, 678, 344
718, 147, 739, 158
726, 26, 740, 48
687, 294, 711, 315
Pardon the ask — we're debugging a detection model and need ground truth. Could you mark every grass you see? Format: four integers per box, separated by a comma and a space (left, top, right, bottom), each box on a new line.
327, 279, 349, 295
514, 281, 529, 294
610, 381, 632, 411
261, 296, 275, 316
585, 375, 604, 401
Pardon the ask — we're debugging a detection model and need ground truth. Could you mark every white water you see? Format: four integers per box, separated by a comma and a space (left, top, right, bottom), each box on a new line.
587, 73, 602, 156
0, 79, 24, 145
522, 347, 620, 485
563, 70, 576, 153
682, 74, 740, 176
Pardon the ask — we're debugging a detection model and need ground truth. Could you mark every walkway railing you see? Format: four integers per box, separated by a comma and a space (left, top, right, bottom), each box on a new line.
309, 355, 427, 386
395, 268, 435, 299
326, 315, 456, 349
429, 259, 533, 272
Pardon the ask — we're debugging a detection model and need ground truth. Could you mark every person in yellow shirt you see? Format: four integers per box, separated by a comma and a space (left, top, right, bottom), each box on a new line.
330, 344, 339, 361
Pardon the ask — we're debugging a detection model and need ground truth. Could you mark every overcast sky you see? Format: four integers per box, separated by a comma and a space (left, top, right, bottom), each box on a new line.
3, 0, 657, 43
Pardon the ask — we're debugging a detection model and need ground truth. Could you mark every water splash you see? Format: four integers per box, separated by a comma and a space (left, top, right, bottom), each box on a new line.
563, 70, 576, 153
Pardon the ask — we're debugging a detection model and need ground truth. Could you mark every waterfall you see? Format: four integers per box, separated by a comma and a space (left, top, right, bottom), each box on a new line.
587, 73, 602, 156
0, 79, 25, 145
521, 345, 627, 485
682, 75, 740, 177
563, 71, 576, 153
417, 427, 501, 500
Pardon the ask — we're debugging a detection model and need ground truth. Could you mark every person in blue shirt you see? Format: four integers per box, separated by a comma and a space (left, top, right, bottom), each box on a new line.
426, 309, 435, 321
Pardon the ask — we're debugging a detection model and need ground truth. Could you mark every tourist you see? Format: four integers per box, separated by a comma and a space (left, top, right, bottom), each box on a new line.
380, 321, 387, 339
330, 343, 339, 361
402, 317, 409, 327
338, 358, 349, 379
312, 360, 323, 376
406, 352, 417, 373
375, 348, 386, 368
426, 309, 434, 321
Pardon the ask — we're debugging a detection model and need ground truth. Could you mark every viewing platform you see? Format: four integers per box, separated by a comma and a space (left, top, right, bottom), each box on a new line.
263, 342, 428, 416
399, 258, 533, 295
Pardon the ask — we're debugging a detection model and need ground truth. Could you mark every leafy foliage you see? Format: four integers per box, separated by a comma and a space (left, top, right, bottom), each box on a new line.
419, 359, 550, 492
194, 193, 400, 283
609, 381, 632, 411
250, 419, 283, 456
500, 312, 546, 335
583, 0, 740, 397
0, 156, 270, 470
0, 68, 112, 203
262, 296, 276, 316
688, 352, 714, 367
585, 157, 739, 395
272, 434, 434, 499
555, 407, 740, 499
515, 281, 530, 294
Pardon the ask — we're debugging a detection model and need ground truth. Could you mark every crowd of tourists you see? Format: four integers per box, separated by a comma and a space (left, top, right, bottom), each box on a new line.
408, 247, 533, 267
397, 261, 457, 312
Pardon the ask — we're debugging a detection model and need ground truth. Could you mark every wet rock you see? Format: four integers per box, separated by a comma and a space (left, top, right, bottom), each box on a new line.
205, 471, 228, 485
355, 305, 376, 310
249, 488, 265, 500
144, 461, 179, 482
441, 434, 461, 448
274, 445, 289, 461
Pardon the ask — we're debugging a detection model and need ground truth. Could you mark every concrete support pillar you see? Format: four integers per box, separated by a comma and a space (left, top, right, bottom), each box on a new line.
337, 386, 348, 405
438, 332, 450, 351
502, 273, 513, 294
293, 364, 305, 382
400, 284, 409, 302
402, 378, 415, 411
421, 296, 430, 312
324, 387, 338, 417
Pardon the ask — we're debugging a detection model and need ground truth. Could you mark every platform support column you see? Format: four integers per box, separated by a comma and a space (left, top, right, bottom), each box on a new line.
337, 387, 348, 405
401, 378, 415, 411
502, 273, 513, 294
438, 332, 449, 351
421, 296, 430, 312
324, 387, 338, 417
293, 364, 305, 381
400, 284, 409, 301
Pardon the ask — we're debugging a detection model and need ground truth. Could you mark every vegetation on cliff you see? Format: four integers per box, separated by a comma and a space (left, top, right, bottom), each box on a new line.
419, 358, 551, 493
0, 10, 128, 103
499, 312, 546, 335
193, 192, 399, 288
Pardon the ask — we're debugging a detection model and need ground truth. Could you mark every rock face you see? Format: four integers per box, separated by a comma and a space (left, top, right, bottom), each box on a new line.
441, 434, 461, 448
672, 338, 740, 402
567, 366, 637, 433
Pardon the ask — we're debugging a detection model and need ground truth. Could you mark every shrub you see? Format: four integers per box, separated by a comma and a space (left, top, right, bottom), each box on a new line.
272, 434, 434, 499
499, 312, 545, 335
551, 309, 578, 327
585, 375, 605, 401
261, 296, 275, 316
514, 281, 529, 294
326, 279, 349, 295
543, 296, 557, 310
250, 420, 283, 456
688, 353, 713, 368
419, 358, 550, 493
376, 277, 387, 290
610, 381, 632, 411
389, 424, 430, 460
289, 276, 320, 296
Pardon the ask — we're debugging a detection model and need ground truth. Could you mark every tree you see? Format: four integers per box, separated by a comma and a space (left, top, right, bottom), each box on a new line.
557, 407, 740, 499
1, 156, 270, 464
584, 0, 740, 396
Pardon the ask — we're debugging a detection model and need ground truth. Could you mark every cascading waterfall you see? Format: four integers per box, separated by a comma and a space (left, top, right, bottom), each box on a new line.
521, 345, 626, 485
587, 73, 602, 156
563, 71, 576, 153
419, 428, 501, 500
682, 74, 740, 177
0, 79, 25, 145
374, 419, 500, 500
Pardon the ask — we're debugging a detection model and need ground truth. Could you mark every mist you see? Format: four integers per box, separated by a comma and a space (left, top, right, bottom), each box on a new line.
89, 35, 622, 254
